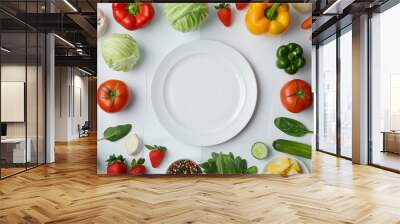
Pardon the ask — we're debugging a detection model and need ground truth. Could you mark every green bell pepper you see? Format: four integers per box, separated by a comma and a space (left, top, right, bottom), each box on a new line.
276, 43, 306, 75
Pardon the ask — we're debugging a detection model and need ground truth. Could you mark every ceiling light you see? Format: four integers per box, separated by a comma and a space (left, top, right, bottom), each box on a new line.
77, 67, 93, 76
54, 34, 75, 48
323, 0, 342, 14
1, 47, 11, 53
63, 0, 78, 12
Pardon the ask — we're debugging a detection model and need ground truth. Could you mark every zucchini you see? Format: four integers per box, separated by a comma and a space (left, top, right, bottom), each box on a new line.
272, 139, 312, 159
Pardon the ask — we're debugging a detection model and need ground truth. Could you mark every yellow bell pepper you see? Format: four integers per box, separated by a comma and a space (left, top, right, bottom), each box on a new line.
245, 3, 290, 35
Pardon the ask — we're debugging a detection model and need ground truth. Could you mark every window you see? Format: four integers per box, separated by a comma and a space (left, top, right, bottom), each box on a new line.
339, 29, 352, 158
317, 37, 337, 154
370, 2, 400, 171
390, 74, 400, 130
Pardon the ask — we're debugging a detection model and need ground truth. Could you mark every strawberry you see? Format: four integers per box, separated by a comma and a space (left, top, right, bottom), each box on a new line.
145, 145, 167, 168
128, 158, 146, 175
235, 3, 248, 10
215, 3, 232, 27
106, 154, 128, 174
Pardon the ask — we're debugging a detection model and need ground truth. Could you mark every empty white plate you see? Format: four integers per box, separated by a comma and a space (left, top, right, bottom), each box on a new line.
152, 40, 257, 146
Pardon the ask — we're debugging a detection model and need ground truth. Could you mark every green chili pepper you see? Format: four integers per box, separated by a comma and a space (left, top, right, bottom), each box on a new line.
276, 43, 306, 75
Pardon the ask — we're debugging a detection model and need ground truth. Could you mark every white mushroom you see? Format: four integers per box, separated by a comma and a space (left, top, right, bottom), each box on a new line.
97, 9, 108, 37
291, 3, 312, 14
125, 133, 141, 156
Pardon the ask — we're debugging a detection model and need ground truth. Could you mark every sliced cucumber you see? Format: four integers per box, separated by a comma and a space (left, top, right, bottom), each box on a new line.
251, 142, 268, 160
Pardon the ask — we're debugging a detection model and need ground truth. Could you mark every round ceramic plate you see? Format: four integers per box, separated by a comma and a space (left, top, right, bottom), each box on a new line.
151, 40, 257, 146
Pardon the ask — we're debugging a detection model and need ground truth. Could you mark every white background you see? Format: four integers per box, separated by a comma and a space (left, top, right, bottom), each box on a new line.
97, 3, 312, 174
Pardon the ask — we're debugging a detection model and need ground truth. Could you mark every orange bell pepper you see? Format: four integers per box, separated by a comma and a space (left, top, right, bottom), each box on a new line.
245, 3, 290, 35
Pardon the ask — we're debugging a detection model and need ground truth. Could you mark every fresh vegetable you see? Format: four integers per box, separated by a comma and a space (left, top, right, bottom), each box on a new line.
99, 124, 132, 142
101, 34, 140, 72
274, 117, 313, 137
163, 3, 209, 32
145, 145, 167, 168
235, 3, 248, 10
276, 43, 306, 75
251, 142, 269, 160
215, 3, 232, 27
112, 3, 155, 30
272, 139, 312, 159
301, 16, 312, 30
97, 79, 130, 113
125, 133, 141, 156
106, 154, 128, 174
245, 3, 290, 35
280, 79, 313, 113
167, 159, 202, 175
246, 166, 258, 174
264, 157, 302, 175
128, 158, 146, 175
97, 9, 108, 37
200, 152, 258, 174
291, 3, 312, 14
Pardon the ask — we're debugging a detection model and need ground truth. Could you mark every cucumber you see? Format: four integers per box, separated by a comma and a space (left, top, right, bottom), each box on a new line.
251, 142, 269, 160
272, 139, 312, 159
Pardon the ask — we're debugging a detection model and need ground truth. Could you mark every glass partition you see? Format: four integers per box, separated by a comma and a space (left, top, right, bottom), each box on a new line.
0, 1, 46, 179
0, 31, 28, 177
27, 31, 38, 169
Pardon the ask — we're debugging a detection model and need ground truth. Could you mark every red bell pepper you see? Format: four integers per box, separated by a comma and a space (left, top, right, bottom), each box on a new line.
112, 3, 155, 30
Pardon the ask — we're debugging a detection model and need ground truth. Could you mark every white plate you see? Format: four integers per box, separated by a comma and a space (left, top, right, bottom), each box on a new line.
152, 40, 257, 146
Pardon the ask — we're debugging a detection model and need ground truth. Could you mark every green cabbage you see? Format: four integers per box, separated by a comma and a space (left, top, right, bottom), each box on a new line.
101, 34, 140, 72
163, 3, 209, 32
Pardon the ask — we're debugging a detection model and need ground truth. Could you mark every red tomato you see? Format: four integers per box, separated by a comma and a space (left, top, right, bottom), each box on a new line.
280, 79, 313, 113
97, 79, 130, 113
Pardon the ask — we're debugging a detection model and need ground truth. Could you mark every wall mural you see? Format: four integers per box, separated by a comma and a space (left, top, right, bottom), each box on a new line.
97, 3, 313, 175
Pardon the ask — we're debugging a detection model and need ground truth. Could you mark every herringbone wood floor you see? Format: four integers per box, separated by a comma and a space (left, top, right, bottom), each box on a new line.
1, 135, 400, 224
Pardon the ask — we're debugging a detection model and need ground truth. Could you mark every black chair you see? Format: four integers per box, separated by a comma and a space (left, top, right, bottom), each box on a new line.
78, 121, 90, 138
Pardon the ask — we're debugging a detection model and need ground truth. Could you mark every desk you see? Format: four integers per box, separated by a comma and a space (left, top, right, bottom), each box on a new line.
381, 131, 400, 154
1, 138, 31, 163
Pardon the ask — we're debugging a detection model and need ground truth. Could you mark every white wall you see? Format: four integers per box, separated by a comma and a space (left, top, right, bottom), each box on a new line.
54, 67, 69, 141
54, 67, 89, 141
